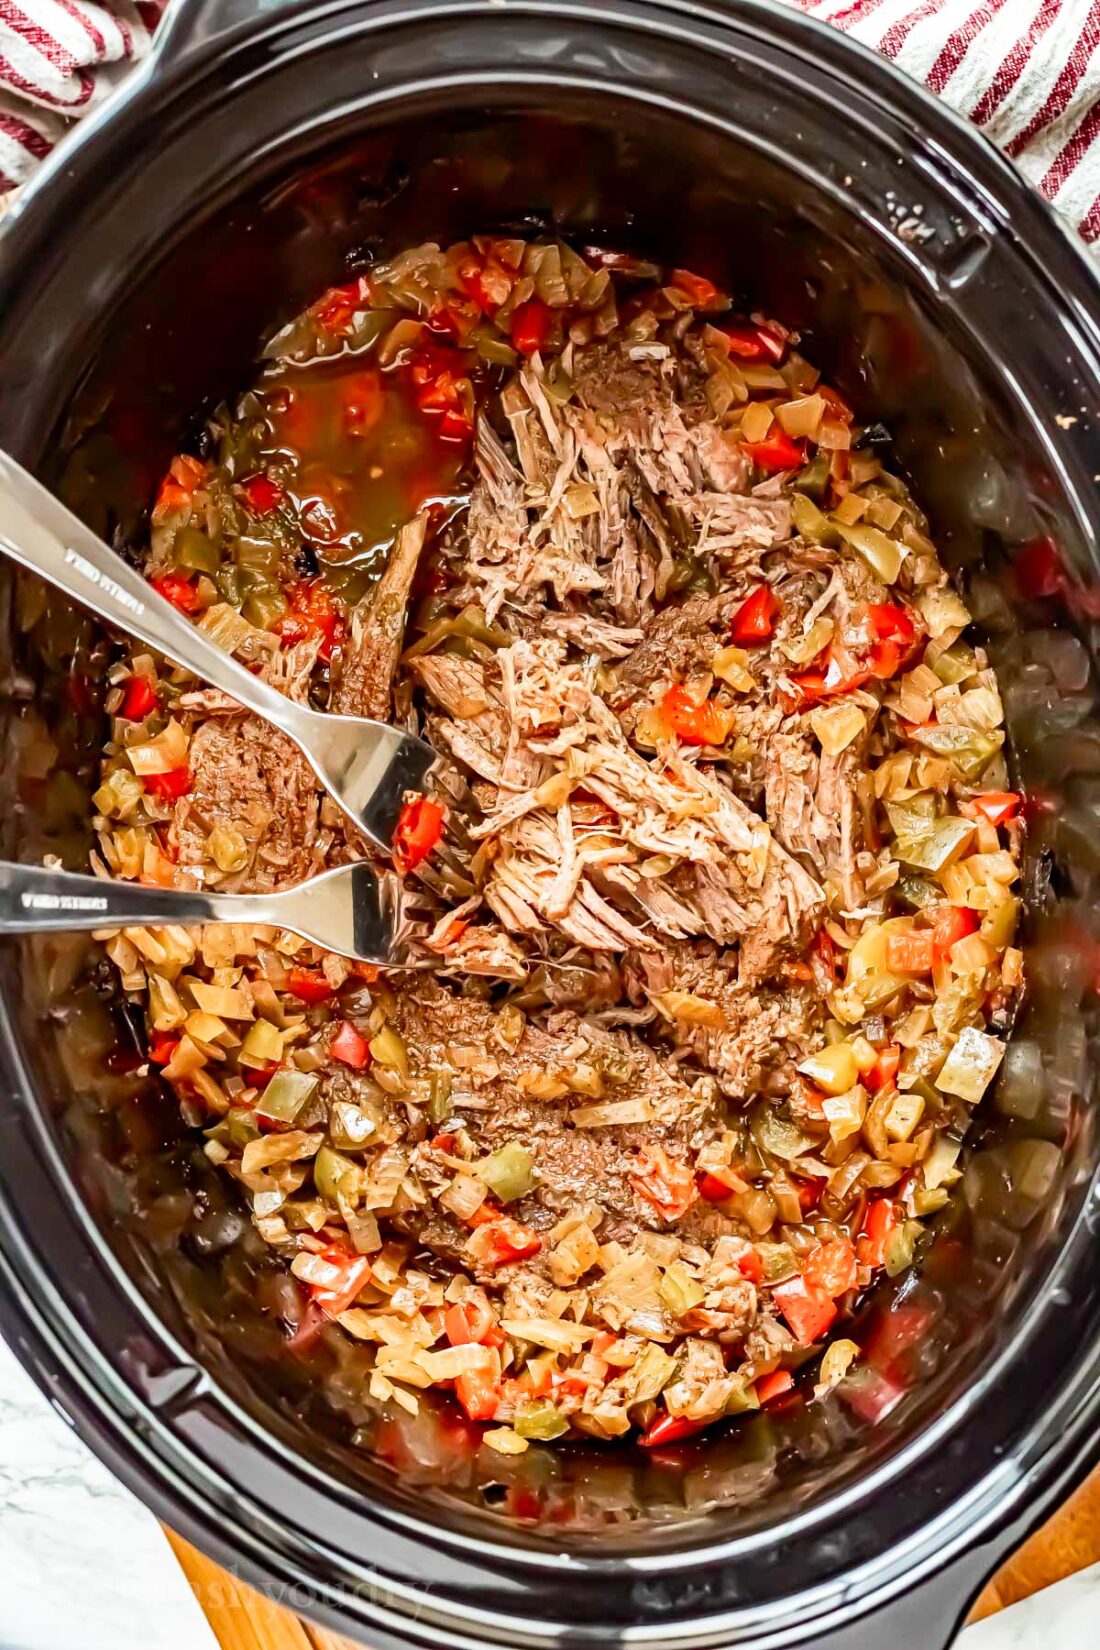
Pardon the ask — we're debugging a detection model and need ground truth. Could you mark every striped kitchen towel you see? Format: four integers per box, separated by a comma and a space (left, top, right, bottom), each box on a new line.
0, 0, 165, 191
1, 0, 1099, 251
786, 0, 1100, 247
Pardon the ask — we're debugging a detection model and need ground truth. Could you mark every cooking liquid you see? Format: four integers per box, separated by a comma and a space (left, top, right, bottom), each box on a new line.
259, 350, 470, 594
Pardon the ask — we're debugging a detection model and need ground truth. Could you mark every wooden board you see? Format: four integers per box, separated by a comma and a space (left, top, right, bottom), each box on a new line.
165, 1463, 1100, 1649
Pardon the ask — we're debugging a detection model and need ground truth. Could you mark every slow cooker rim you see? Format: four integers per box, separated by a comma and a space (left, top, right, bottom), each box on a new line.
3, 1, 1100, 1642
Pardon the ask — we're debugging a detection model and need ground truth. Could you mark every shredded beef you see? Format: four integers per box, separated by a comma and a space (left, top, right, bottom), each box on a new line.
174, 714, 321, 891
331, 515, 427, 719
388, 978, 722, 1261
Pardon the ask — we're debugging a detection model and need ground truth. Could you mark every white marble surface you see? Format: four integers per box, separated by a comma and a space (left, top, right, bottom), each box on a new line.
963, 1562, 1100, 1650
0, 1323, 1095, 1650
0, 1335, 218, 1650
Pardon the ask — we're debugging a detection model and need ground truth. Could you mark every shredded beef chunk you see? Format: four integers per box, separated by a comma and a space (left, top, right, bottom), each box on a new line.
100, 238, 1023, 1455
332, 515, 427, 719
174, 715, 322, 891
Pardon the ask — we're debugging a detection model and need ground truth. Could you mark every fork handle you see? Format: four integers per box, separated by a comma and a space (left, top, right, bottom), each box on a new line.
0, 861, 228, 933
0, 449, 302, 741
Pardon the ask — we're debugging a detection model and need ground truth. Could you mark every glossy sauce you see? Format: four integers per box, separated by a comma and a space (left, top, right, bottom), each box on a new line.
259, 352, 469, 579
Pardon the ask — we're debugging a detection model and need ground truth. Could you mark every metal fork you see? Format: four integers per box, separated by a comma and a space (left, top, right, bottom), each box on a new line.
0, 860, 419, 967
0, 450, 441, 854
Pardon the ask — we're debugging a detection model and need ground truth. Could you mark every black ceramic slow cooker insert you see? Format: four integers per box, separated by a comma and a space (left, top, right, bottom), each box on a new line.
1, 3, 1100, 1646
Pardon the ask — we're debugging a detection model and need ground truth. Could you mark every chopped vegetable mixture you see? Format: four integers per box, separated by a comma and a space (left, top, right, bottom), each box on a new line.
91, 236, 1024, 1454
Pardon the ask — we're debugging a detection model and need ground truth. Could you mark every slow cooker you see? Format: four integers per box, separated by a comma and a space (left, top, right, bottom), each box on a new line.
1, 2, 1100, 1646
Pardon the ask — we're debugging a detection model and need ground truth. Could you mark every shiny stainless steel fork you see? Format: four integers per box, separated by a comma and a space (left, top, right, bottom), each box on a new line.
0, 860, 416, 966
0, 449, 441, 854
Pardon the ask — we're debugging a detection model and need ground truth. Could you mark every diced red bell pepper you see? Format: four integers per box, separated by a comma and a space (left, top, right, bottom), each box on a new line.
151, 573, 203, 615
510, 297, 553, 355
698, 1171, 737, 1204
426, 296, 482, 342
864, 601, 920, 678
309, 276, 372, 335
454, 1348, 502, 1422
152, 479, 191, 521
391, 795, 447, 877
308, 1243, 373, 1317
239, 473, 283, 515
738, 1246, 765, 1283
742, 428, 806, 474
865, 602, 916, 646
64, 670, 96, 717
866, 1043, 901, 1094
965, 791, 1021, 827
412, 365, 459, 410
669, 267, 722, 307
884, 928, 935, 975
407, 343, 474, 440
152, 454, 206, 522
932, 904, 980, 965
631, 1144, 698, 1222
1014, 535, 1067, 601
730, 585, 782, 646
660, 684, 732, 747
755, 1369, 795, 1406
864, 1300, 932, 1385
639, 1409, 709, 1447
785, 652, 869, 710
473, 1217, 542, 1269
773, 1276, 837, 1345
285, 1300, 328, 1354
719, 322, 786, 364
791, 1173, 827, 1213
453, 246, 515, 316
277, 577, 345, 662
445, 1292, 503, 1349
148, 1031, 181, 1065
426, 910, 472, 952
789, 608, 919, 707
286, 967, 335, 1005
120, 675, 159, 721
803, 1236, 858, 1299
330, 1019, 370, 1070
438, 405, 475, 443
143, 767, 192, 801
857, 1197, 899, 1268
842, 1366, 906, 1425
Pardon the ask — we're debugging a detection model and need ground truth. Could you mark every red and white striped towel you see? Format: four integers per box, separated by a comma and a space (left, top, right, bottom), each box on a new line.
1, 0, 1100, 250
0, 0, 165, 190
786, 0, 1100, 247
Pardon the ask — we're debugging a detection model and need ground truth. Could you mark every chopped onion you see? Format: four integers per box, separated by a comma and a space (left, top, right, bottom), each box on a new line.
241, 1128, 321, 1174
127, 718, 189, 776
572, 1097, 654, 1127
653, 989, 724, 1029
658, 1262, 706, 1318
190, 980, 253, 1020
799, 1042, 859, 1095
500, 1317, 593, 1352
936, 1026, 1004, 1103
810, 702, 866, 755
